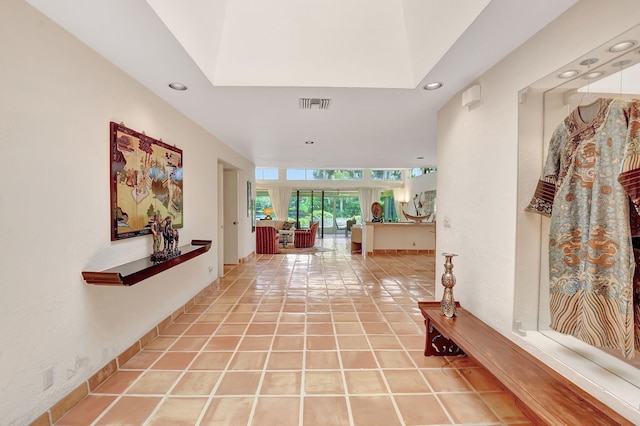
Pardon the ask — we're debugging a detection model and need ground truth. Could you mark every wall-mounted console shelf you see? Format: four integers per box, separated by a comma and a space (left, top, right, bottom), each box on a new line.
82, 239, 212, 286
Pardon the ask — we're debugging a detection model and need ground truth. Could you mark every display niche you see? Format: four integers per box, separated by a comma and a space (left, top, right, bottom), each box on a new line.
516, 24, 640, 419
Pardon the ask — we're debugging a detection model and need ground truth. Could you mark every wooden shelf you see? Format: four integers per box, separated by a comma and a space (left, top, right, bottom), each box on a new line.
82, 239, 212, 286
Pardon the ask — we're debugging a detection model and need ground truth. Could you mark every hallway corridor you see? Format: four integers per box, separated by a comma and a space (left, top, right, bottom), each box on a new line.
54, 239, 529, 425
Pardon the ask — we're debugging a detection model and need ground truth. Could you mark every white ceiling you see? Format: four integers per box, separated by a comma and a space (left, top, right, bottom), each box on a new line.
25, 0, 576, 169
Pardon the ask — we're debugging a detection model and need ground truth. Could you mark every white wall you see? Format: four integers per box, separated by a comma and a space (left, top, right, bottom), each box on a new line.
436, 0, 640, 331
0, 1, 254, 424
436, 0, 640, 419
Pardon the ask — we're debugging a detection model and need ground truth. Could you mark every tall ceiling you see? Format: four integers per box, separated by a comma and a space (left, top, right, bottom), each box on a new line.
26, 0, 576, 169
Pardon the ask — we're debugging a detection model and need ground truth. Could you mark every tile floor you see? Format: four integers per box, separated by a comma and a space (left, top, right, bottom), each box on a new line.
56, 237, 530, 425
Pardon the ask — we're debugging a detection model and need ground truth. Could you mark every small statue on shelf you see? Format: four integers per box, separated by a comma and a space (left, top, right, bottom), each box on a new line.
150, 215, 181, 262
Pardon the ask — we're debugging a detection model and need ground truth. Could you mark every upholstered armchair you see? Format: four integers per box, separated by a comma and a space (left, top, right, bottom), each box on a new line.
256, 226, 280, 254
294, 222, 319, 248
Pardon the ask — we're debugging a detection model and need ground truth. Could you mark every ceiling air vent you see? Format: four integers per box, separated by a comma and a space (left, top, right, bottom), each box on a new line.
299, 98, 331, 109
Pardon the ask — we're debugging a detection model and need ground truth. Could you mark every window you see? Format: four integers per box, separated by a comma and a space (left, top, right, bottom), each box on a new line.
255, 190, 272, 220
410, 167, 437, 178
285, 169, 363, 180
256, 168, 278, 180
371, 169, 402, 181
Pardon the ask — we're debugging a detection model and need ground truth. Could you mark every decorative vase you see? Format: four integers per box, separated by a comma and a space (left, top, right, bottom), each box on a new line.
440, 253, 458, 318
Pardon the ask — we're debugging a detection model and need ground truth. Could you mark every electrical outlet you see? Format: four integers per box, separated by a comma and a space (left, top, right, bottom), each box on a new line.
43, 366, 53, 390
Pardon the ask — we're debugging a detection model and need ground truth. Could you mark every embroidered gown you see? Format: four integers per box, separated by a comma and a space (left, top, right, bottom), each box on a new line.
527, 98, 640, 359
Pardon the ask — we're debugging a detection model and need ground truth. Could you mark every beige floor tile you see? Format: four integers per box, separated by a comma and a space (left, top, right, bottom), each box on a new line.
251, 397, 300, 425
336, 335, 370, 350
303, 396, 350, 426
184, 323, 219, 336
374, 350, 415, 368
279, 313, 307, 323
144, 336, 177, 351
246, 323, 277, 335
228, 351, 268, 370
304, 371, 345, 394
272, 335, 305, 351
146, 396, 207, 425
224, 312, 255, 323
349, 395, 402, 426
305, 351, 341, 370
150, 352, 197, 370
168, 336, 208, 351
173, 313, 200, 324
421, 368, 472, 392
260, 371, 302, 395
344, 370, 388, 394
358, 312, 386, 322
55, 395, 116, 426
214, 323, 249, 335
92, 370, 142, 394
276, 323, 305, 335
238, 335, 274, 351
171, 371, 220, 395
383, 369, 432, 393
196, 313, 227, 323
189, 352, 233, 370
201, 396, 255, 424
306, 323, 335, 335
306, 313, 332, 322
159, 323, 190, 336
333, 322, 364, 335
253, 312, 280, 322
409, 351, 451, 368
125, 371, 181, 395
398, 335, 427, 350
368, 335, 403, 349
339, 350, 378, 369
216, 371, 262, 395
394, 394, 451, 425
204, 335, 241, 351
306, 335, 337, 350
94, 396, 161, 425
438, 392, 501, 424
119, 351, 163, 370
267, 351, 304, 370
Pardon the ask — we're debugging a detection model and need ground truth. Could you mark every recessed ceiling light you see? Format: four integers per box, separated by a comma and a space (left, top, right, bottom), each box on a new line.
416, 156, 424, 160
558, 70, 579, 79
583, 71, 604, 80
305, 141, 314, 144
423, 82, 443, 90
609, 40, 637, 52
168, 82, 188, 91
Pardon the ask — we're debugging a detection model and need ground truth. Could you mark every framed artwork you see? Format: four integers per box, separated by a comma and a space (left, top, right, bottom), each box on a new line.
110, 122, 183, 240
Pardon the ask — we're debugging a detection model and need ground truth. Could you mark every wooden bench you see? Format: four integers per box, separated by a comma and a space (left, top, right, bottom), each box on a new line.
418, 302, 633, 426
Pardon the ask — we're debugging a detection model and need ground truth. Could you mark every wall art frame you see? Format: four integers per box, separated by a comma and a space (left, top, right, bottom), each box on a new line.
110, 122, 184, 241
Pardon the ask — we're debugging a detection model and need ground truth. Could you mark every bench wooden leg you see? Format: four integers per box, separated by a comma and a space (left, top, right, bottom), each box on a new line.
424, 318, 465, 356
